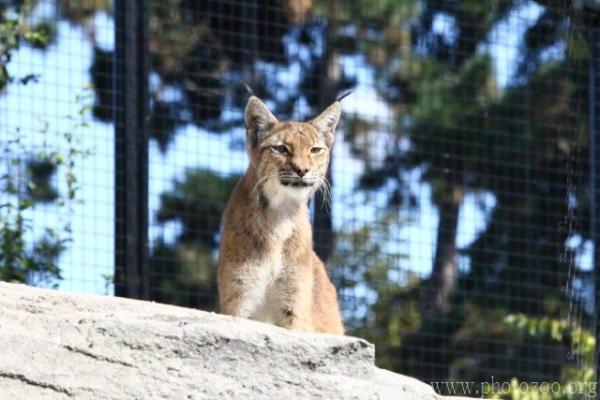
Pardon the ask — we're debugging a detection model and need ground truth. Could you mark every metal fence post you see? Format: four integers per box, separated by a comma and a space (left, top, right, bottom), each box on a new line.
114, 0, 149, 299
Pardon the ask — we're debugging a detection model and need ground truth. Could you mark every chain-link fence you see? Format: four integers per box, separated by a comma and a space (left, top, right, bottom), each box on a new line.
2, 0, 600, 395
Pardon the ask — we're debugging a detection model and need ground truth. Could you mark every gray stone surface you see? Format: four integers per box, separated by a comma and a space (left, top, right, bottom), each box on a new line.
0, 282, 471, 399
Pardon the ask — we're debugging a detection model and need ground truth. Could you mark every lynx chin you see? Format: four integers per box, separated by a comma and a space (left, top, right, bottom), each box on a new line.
217, 94, 345, 334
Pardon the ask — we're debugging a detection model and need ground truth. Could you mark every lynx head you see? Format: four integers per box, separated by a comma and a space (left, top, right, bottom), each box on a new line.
244, 95, 342, 207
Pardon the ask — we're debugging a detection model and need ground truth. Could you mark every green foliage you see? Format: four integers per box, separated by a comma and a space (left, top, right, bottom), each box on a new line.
333, 212, 418, 364
0, 3, 55, 91
484, 314, 595, 400
1, 133, 63, 285
149, 169, 239, 310
0, 88, 91, 286
156, 169, 239, 247
319, 0, 595, 384
56, 0, 111, 24
503, 314, 594, 357
90, 0, 308, 147
149, 239, 219, 310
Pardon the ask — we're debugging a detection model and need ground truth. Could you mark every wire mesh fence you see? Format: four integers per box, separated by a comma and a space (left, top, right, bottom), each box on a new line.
1, 0, 599, 395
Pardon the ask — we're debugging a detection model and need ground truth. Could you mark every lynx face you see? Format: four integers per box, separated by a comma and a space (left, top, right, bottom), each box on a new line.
244, 96, 340, 206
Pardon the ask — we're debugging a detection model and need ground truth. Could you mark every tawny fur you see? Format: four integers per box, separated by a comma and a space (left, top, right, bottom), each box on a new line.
217, 95, 344, 334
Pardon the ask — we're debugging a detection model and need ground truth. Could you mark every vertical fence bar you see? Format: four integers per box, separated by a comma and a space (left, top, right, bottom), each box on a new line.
114, 0, 149, 299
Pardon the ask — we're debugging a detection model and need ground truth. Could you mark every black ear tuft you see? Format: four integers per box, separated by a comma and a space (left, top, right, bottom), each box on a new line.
241, 80, 255, 97
336, 90, 353, 102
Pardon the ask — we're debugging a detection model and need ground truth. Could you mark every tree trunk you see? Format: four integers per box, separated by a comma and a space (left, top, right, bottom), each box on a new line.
424, 186, 463, 315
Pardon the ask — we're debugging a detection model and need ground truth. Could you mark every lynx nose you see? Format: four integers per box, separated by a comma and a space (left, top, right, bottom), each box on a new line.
292, 164, 309, 177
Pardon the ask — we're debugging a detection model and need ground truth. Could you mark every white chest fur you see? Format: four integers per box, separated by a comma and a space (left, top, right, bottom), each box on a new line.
245, 184, 307, 323
247, 250, 287, 324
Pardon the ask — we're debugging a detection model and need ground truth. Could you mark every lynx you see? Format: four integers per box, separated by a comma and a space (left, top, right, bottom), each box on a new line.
217, 93, 346, 334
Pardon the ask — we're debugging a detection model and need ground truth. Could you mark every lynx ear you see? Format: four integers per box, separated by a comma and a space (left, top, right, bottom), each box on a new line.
245, 96, 278, 148
310, 102, 341, 147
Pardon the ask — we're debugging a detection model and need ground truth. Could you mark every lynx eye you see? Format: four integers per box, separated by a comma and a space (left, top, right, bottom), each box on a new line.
271, 145, 289, 155
310, 147, 325, 155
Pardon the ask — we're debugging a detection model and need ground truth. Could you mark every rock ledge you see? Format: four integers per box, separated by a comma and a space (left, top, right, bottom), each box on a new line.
0, 282, 469, 399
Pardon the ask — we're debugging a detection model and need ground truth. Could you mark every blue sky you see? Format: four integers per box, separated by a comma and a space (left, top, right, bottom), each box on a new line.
0, 1, 591, 298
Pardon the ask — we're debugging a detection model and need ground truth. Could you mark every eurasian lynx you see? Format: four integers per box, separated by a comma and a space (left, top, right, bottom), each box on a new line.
217, 94, 345, 334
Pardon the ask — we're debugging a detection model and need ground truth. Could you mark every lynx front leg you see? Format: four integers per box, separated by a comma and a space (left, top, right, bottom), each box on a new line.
220, 287, 258, 318
219, 263, 270, 319
272, 268, 314, 332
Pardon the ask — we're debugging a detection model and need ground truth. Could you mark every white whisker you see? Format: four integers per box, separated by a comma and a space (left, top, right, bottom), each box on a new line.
316, 176, 332, 213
